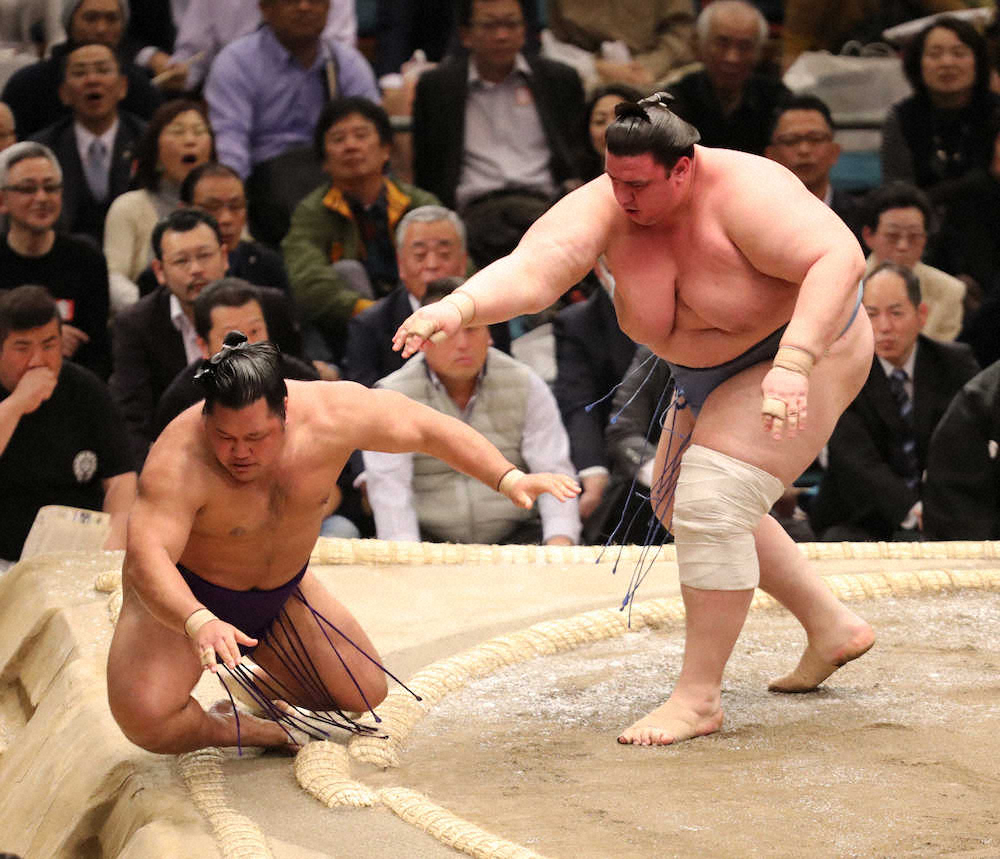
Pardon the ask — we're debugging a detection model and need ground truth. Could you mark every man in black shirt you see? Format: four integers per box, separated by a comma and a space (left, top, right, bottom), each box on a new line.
668, 1, 789, 155
0, 142, 112, 378
0, 286, 136, 564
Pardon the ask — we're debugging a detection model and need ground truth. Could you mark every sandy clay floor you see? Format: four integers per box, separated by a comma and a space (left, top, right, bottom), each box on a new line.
1, 544, 999, 858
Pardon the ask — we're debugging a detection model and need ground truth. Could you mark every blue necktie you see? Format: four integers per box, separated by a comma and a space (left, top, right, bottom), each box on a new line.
888, 367, 920, 490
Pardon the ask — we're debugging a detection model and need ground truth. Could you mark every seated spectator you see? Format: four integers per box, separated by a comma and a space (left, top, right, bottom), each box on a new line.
283, 97, 439, 362
412, 0, 585, 267
544, 0, 696, 91
1, 0, 161, 139
364, 276, 581, 545
809, 262, 979, 542
590, 345, 671, 546
0, 142, 111, 378
153, 278, 318, 434
923, 359, 1000, 539
881, 16, 1000, 193
781, 0, 967, 72
861, 181, 966, 341
109, 208, 228, 458
344, 205, 475, 388
764, 93, 863, 242
0, 102, 16, 152
31, 42, 145, 245
103, 99, 213, 299
553, 271, 635, 536
580, 83, 642, 181
929, 113, 1000, 300
179, 162, 289, 294
144, 0, 356, 93
0, 285, 136, 564
204, 0, 378, 183
668, 1, 789, 156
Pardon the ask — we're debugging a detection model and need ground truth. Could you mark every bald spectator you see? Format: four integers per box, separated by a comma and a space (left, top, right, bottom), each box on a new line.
764, 93, 863, 242
32, 42, 145, 244
204, 0, 378, 182
1, 0, 161, 138
861, 181, 966, 342
668, 0, 789, 155
0, 103, 15, 152
0, 285, 136, 565
0, 142, 111, 378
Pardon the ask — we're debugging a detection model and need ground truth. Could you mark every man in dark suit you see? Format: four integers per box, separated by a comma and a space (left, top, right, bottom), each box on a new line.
411, 0, 585, 267
810, 262, 980, 541
553, 278, 635, 531
764, 93, 863, 243
1, 0, 161, 139
32, 42, 145, 244
109, 210, 229, 460
344, 205, 469, 387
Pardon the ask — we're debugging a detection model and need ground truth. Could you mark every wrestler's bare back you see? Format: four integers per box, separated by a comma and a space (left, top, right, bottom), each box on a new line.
599, 147, 857, 364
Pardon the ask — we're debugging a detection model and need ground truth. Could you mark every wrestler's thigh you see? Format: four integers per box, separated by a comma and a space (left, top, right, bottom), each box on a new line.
107, 589, 202, 721
692, 318, 873, 486
252, 570, 387, 712
650, 397, 696, 528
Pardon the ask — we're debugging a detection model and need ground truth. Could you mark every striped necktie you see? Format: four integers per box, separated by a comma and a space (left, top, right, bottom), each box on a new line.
888, 367, 920, 490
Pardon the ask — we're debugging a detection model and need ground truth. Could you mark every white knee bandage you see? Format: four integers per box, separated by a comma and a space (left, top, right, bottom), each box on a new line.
672, 444, 785, 590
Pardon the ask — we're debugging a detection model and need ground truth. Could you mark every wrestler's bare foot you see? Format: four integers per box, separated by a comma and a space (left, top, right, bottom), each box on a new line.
206, 699, 295, 750
768, 618, 875, 693
617, 698, 724, 746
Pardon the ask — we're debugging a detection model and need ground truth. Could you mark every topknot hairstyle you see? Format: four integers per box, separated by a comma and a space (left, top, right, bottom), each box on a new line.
605, 92, 700, 172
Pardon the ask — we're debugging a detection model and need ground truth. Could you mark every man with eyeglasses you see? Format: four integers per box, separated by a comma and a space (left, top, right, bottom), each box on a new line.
109, 208, 229, 460
1, 0, 162, 139
0, 142, 112, 379
764, 94, 863, 243
31, 42, 146, 245
809, 261, 978, 543
860, 181, 966, 341
667, 0, 789, 156
412, 0, 585, 267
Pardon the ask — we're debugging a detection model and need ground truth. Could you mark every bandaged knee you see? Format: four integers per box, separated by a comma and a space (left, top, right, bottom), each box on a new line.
671, 444, 785, 590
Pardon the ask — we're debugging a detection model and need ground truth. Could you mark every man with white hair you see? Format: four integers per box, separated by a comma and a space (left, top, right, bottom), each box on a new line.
667, 0, 788, 155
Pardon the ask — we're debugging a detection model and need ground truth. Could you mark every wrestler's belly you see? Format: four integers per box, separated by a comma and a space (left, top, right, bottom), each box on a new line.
179, 518, 322, 591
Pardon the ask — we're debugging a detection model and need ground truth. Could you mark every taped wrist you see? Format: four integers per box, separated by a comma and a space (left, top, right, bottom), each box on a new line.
441, 291, 477, 325
497, 467, 526, 498
772, 344, 815, 377
184, 607, 217, 638
671, 445, 785, 590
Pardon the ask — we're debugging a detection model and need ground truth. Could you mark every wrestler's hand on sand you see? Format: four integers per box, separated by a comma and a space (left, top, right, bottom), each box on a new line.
506, 473, 582, 509
392, 301, 463, 358
761, 366, 809, 440
193, 620, 257, 673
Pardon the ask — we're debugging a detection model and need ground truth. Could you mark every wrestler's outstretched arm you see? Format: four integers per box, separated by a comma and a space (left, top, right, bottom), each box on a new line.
123, 439, 255, 670
334, 384, 580, 505
720, 156, 867, 439
393, 178, 620, 358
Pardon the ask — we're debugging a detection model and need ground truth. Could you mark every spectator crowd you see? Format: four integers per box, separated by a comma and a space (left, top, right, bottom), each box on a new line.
4, 0, 1000, 568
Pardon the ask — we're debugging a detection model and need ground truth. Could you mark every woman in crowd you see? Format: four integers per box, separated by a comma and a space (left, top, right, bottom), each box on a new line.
104, 100, 214, 297
881, 16, 1000, 192
580, 83, 642, 181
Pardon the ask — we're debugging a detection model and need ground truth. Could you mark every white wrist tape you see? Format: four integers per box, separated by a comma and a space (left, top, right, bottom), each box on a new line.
497, 467, 526, 498
671, 444, 785, 590
184, 607, 217, 638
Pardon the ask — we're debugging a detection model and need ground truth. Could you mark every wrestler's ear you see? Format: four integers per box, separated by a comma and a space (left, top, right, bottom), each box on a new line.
197, 336, 211, 360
